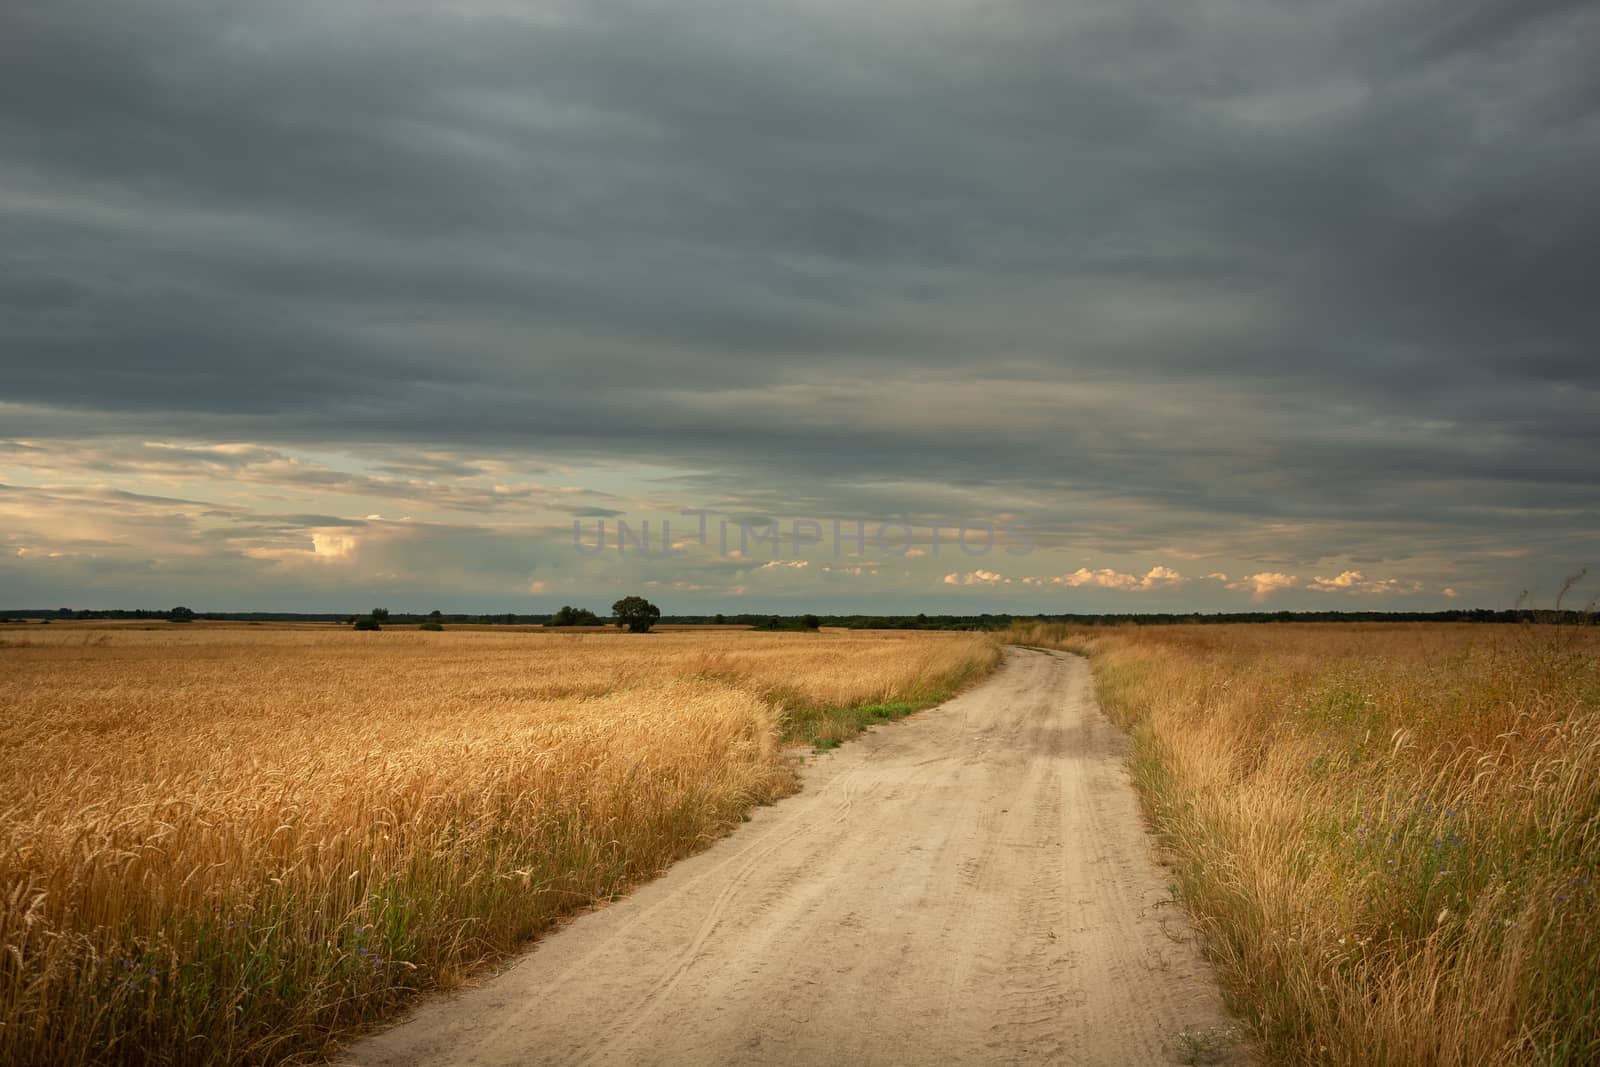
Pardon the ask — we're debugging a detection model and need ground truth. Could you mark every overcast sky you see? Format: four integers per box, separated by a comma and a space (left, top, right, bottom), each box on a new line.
3, 0, 1596, 613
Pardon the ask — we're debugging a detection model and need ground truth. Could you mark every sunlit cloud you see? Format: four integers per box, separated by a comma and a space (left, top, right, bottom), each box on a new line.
1308, 570, 1365, 591
0, 439, 619, 518
944, 570, 1009, 586
1026, 566, 1189, 591
312, 533, 358, 560
823, 563, 881, 576
1226, 572, 1300, 602
1309, 571, 1426, 595
1139, 566, 1187, 589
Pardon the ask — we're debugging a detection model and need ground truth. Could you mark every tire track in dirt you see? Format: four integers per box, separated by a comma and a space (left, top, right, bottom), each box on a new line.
342, 648, 1245, 1066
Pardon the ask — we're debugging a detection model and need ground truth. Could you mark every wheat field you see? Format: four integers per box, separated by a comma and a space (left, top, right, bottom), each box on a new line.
0, 625, 997, 1065
1009, 622, 1600, 1066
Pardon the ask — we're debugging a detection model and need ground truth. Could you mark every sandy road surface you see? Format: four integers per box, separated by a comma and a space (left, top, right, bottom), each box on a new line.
344, 648, 1242, 1066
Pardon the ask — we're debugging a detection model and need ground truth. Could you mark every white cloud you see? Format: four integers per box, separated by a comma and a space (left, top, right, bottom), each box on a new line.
1365, 577, 1425, 595
1308, 569, 1364, 591
943, 569, 1009, 586
1139, 565, 1187, 589
1309, 570, 1425, 595
1037, 565, 1188, 591
1053, 567, 1139, 589
1226, 572, 1299, 601
311, 533, 357, 559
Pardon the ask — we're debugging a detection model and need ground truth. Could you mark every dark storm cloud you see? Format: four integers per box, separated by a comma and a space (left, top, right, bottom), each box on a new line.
2, 0, 1597, 582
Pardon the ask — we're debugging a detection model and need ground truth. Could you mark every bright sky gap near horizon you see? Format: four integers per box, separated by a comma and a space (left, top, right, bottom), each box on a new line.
2, 0, 1596, 614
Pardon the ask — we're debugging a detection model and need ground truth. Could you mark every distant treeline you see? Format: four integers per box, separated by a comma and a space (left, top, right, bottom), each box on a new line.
1, 607, 1590, 628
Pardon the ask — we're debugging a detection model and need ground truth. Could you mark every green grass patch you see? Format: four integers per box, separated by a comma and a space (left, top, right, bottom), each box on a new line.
785, 696, 946, 752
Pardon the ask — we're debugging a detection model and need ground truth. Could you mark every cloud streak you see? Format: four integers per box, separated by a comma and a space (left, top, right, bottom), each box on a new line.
1, 1, 1595, 608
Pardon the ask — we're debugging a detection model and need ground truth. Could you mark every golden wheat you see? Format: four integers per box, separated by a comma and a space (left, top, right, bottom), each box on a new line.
1010, 622, 1600, 1066
0, 626, 996, 1065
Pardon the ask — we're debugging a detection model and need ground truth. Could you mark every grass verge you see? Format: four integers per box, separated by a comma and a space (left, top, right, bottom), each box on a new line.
777, 639, 999, 751
790, 699, 939, 751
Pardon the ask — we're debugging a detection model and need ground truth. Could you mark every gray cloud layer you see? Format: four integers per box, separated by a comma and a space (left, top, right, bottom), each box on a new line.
3, 0, 1597, 603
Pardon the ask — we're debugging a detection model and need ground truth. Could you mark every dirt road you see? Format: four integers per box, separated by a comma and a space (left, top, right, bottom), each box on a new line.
344, 648, 1242, 1065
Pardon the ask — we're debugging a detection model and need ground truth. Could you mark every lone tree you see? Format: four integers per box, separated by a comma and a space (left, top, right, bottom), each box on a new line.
612, 595, 661, 634
168, 606, 195, 623
370, 608, 390, 622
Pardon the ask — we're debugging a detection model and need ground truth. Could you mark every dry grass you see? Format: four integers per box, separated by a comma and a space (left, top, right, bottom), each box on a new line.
1009, 621, 1600, 1065
0, 627, 996, 1065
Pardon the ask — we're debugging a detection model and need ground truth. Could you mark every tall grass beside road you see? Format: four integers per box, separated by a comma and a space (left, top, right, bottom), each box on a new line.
1010, 621, 1600, 1065
0, 627, 995, 1065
